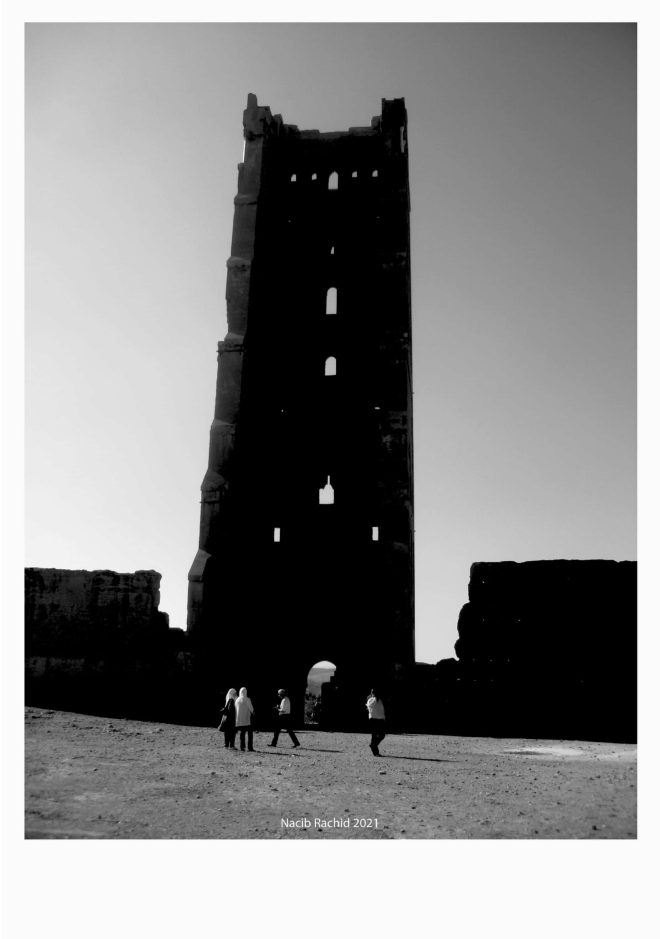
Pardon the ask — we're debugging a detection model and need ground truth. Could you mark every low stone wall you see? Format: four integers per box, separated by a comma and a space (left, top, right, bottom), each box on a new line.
25, 568, 192, 720
26, 568, 168, 651
427, 560, 637, 742
456, 559, 636, 675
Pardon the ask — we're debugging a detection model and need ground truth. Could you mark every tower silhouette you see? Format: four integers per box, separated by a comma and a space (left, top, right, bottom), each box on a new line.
188, 95, 414, 721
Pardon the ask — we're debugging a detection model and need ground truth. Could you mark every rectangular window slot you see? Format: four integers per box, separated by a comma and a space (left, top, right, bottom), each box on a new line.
372, 526, 379, 541
274, 528, 281, 542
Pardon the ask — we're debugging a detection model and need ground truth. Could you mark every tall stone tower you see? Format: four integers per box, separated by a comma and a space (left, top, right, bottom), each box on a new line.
188, 94, 414, 718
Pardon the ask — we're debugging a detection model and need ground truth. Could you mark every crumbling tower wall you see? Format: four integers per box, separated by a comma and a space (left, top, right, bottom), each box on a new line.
188, 95, 414, 715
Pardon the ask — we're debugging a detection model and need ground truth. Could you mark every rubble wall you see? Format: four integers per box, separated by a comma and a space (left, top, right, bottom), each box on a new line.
25, 568, 191, 720
420, 560, 637, 742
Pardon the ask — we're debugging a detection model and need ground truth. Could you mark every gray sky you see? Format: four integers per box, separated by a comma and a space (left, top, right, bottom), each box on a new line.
26, 23, 636, 663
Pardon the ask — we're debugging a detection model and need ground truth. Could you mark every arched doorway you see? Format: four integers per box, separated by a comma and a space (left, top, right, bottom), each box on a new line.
305, 660, 336, 725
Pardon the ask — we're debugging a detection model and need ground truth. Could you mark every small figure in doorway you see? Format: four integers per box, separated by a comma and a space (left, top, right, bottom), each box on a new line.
219, 687, 238, 749
235, 687, 255, 751
366, 688, 386, 756
268, 689, 301, 748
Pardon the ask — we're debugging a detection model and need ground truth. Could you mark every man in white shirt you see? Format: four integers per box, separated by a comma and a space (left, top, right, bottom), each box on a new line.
366, 689, 386, 756
268, 688, 301, 748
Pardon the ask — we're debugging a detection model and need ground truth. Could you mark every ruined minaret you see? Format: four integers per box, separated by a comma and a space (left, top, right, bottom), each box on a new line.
188, 95, 414, 710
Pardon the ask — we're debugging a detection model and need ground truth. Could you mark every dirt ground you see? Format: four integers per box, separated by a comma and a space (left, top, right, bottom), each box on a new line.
24, 707, 636, 839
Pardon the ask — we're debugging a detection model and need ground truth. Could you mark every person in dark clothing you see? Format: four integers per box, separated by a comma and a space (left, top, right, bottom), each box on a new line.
268, 689, 300, 748
220, 688, 237, 749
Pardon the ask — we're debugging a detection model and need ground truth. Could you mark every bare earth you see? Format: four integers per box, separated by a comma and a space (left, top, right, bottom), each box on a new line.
24, 707, 636, 839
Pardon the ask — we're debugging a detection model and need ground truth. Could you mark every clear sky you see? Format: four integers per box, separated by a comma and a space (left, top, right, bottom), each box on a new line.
25, 23, 636, 663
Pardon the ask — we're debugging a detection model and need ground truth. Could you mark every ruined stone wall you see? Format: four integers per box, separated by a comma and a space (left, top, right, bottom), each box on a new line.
414, 560, 637, 742
455, 560, 636, 682
25, 568, 191, 719
26, 568, 168, 653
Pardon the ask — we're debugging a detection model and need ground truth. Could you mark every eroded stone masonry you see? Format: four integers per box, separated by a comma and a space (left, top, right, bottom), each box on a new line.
25, 568, 186, 719
429, 560, 637, 742
187, 95, 415, 720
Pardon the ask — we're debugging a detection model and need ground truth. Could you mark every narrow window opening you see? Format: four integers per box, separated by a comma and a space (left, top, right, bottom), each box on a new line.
351, 170, 358, 178
374, 406, 381, 411
274, 527, 281, 542
324, 356, 337, 376
330, 245, 335, 255
372, 169, 378, 178
311, 172, 317, 181
328, 171, 338, 190
290, 174, 297, 182
326, 287, 337, 316
319, 476, 334, 505
372, 526, 379, 541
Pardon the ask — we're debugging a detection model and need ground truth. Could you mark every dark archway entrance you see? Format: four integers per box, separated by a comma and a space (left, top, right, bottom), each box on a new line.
305, 660, 336, 725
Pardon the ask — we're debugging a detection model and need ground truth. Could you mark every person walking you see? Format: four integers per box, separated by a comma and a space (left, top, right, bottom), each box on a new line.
268, 689, 300, 748
219, 688, 238, 749
235, 686, 255, 751
366, 688, 386, 756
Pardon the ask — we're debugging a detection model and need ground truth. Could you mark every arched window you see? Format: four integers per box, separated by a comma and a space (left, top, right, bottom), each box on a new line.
319, 476, 334, 505
326, 287, 337, 316
328, 171, 338, 190
330, 245, 335, 255
351, 170, 358, 178
311, 172, 317, 181
324, 356, 336, 376
372, 169, 378, 178
290, 173, 297, 182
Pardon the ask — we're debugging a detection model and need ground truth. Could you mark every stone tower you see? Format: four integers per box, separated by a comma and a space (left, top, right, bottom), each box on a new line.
187, 94, 414, 719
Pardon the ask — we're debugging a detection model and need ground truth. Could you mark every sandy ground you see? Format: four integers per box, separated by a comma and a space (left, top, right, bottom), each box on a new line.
24, 707, 636, 839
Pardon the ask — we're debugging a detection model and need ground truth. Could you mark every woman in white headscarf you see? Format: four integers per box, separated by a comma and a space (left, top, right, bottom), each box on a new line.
219, 688, 238, 749
235, 687, 255, 751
